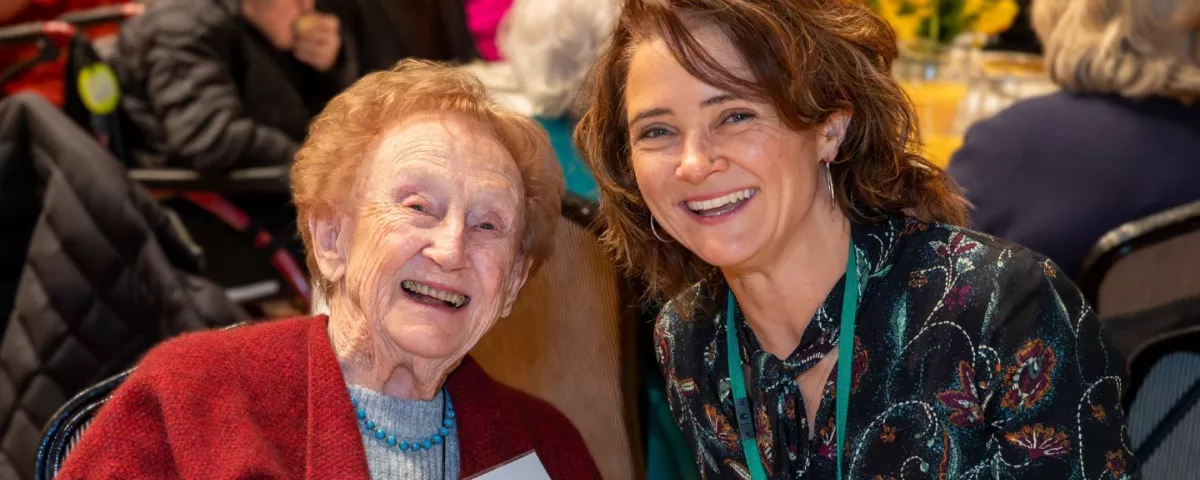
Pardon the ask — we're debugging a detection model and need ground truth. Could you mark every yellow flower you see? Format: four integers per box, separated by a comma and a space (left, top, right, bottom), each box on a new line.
878, 0, 926, 42
970, 0, 1019, 35
962, 0, 987, 17
889, 14, 924, 42
898, 0, 934, 15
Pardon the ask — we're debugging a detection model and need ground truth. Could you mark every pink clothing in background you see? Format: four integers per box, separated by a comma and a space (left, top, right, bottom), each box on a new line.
464, 0, 512, 61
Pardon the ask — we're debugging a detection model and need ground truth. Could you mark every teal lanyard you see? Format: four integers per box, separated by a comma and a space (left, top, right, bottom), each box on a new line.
725, 243, 858, 480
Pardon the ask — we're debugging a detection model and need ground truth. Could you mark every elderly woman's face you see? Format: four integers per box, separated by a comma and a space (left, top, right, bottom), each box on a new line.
623, 25, 843, 270
337, 113, 527, 361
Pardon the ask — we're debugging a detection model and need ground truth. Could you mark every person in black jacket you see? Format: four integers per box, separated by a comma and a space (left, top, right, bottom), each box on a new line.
947, 0, 1200, 279
113, 0, 356, 173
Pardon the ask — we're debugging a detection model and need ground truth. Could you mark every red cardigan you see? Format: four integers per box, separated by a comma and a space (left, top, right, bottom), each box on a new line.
56, 315, 601, 479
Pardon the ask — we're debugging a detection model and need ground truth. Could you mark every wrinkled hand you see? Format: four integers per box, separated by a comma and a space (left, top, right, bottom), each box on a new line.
293, 13, 341, 73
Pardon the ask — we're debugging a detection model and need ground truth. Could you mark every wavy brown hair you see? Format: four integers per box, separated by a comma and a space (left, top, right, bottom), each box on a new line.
574, 0, 968, 302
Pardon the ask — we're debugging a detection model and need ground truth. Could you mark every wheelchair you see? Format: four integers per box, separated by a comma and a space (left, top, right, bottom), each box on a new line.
0, 4, 311, 315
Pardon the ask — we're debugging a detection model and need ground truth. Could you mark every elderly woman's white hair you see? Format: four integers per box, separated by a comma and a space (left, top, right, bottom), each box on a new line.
462, 0, 621, 117
1033, 0, 1200, 101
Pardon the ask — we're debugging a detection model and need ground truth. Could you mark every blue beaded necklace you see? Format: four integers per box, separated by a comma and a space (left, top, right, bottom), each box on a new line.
351, 387, 457, 454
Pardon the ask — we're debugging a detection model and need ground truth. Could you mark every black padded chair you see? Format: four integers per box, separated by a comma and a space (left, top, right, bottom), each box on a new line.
1124, 325, 1200, 478
0, 93, 249, 480
32, 369, 131, 480
1079, 199, 1200, 319
1078, 200, 1200, 361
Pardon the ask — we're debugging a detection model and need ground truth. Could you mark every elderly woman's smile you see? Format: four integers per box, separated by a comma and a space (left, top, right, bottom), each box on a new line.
399, 280, 469, 309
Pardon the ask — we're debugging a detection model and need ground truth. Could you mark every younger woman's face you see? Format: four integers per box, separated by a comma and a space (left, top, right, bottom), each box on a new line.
623, 24, 843, 270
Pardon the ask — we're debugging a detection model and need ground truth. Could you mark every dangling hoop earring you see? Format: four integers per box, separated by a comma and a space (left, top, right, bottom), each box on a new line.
825, 161, 836, 210
650, 216, 670, 242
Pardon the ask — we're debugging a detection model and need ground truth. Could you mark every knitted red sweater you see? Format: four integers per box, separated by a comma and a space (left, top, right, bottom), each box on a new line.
56, 315, 601, 479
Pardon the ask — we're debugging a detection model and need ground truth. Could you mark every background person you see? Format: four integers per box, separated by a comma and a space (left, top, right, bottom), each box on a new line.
948, 0, 1200, 279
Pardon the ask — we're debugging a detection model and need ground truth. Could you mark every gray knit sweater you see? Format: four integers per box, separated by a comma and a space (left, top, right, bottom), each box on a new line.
348, 385, 461, 480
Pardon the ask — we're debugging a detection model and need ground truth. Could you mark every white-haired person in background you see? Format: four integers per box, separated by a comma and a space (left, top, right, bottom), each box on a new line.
948, 0, 1200, 280
462, 0, 621, 200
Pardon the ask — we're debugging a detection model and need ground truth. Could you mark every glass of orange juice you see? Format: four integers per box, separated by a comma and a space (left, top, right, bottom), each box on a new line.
894, 39, 975, 169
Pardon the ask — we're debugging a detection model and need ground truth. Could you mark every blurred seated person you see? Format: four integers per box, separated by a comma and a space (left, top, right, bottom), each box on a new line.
462, 0, 620, 199
329, 0, 477, 77
948, 0, 1200, 279
0, 0, 127, 106
113, 0, 356, 173
55, 60, 600, 479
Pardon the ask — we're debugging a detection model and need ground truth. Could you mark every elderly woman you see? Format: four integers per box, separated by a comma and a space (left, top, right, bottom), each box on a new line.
57, 60, 600, 479
949, 0, 1200, 279
575, 0, 1133, 478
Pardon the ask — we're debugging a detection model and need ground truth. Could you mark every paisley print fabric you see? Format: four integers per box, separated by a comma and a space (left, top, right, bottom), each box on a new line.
654, 215, 1134, 479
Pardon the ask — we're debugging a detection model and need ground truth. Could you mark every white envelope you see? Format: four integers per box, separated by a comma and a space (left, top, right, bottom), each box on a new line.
468, 450, 552, 480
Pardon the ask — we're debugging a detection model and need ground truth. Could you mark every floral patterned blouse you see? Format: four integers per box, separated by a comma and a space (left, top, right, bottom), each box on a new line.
654, 214, 1135, 479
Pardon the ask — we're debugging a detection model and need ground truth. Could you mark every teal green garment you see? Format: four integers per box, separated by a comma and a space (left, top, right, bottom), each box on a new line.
535, 116, 598, 201
645, 368, 701, 480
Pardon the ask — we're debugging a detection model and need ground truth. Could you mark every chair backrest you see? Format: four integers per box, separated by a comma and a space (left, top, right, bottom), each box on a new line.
33, 369, 131, 480
1080, 200, 1200, 319
1126, 325, 1200, 479
470, 193, 644, 480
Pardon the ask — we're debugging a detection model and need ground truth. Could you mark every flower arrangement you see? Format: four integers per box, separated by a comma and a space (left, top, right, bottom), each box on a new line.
870, 0, 1021, 45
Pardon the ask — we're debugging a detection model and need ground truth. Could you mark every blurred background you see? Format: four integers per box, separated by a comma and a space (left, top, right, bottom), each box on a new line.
1, 0, 1197, 478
